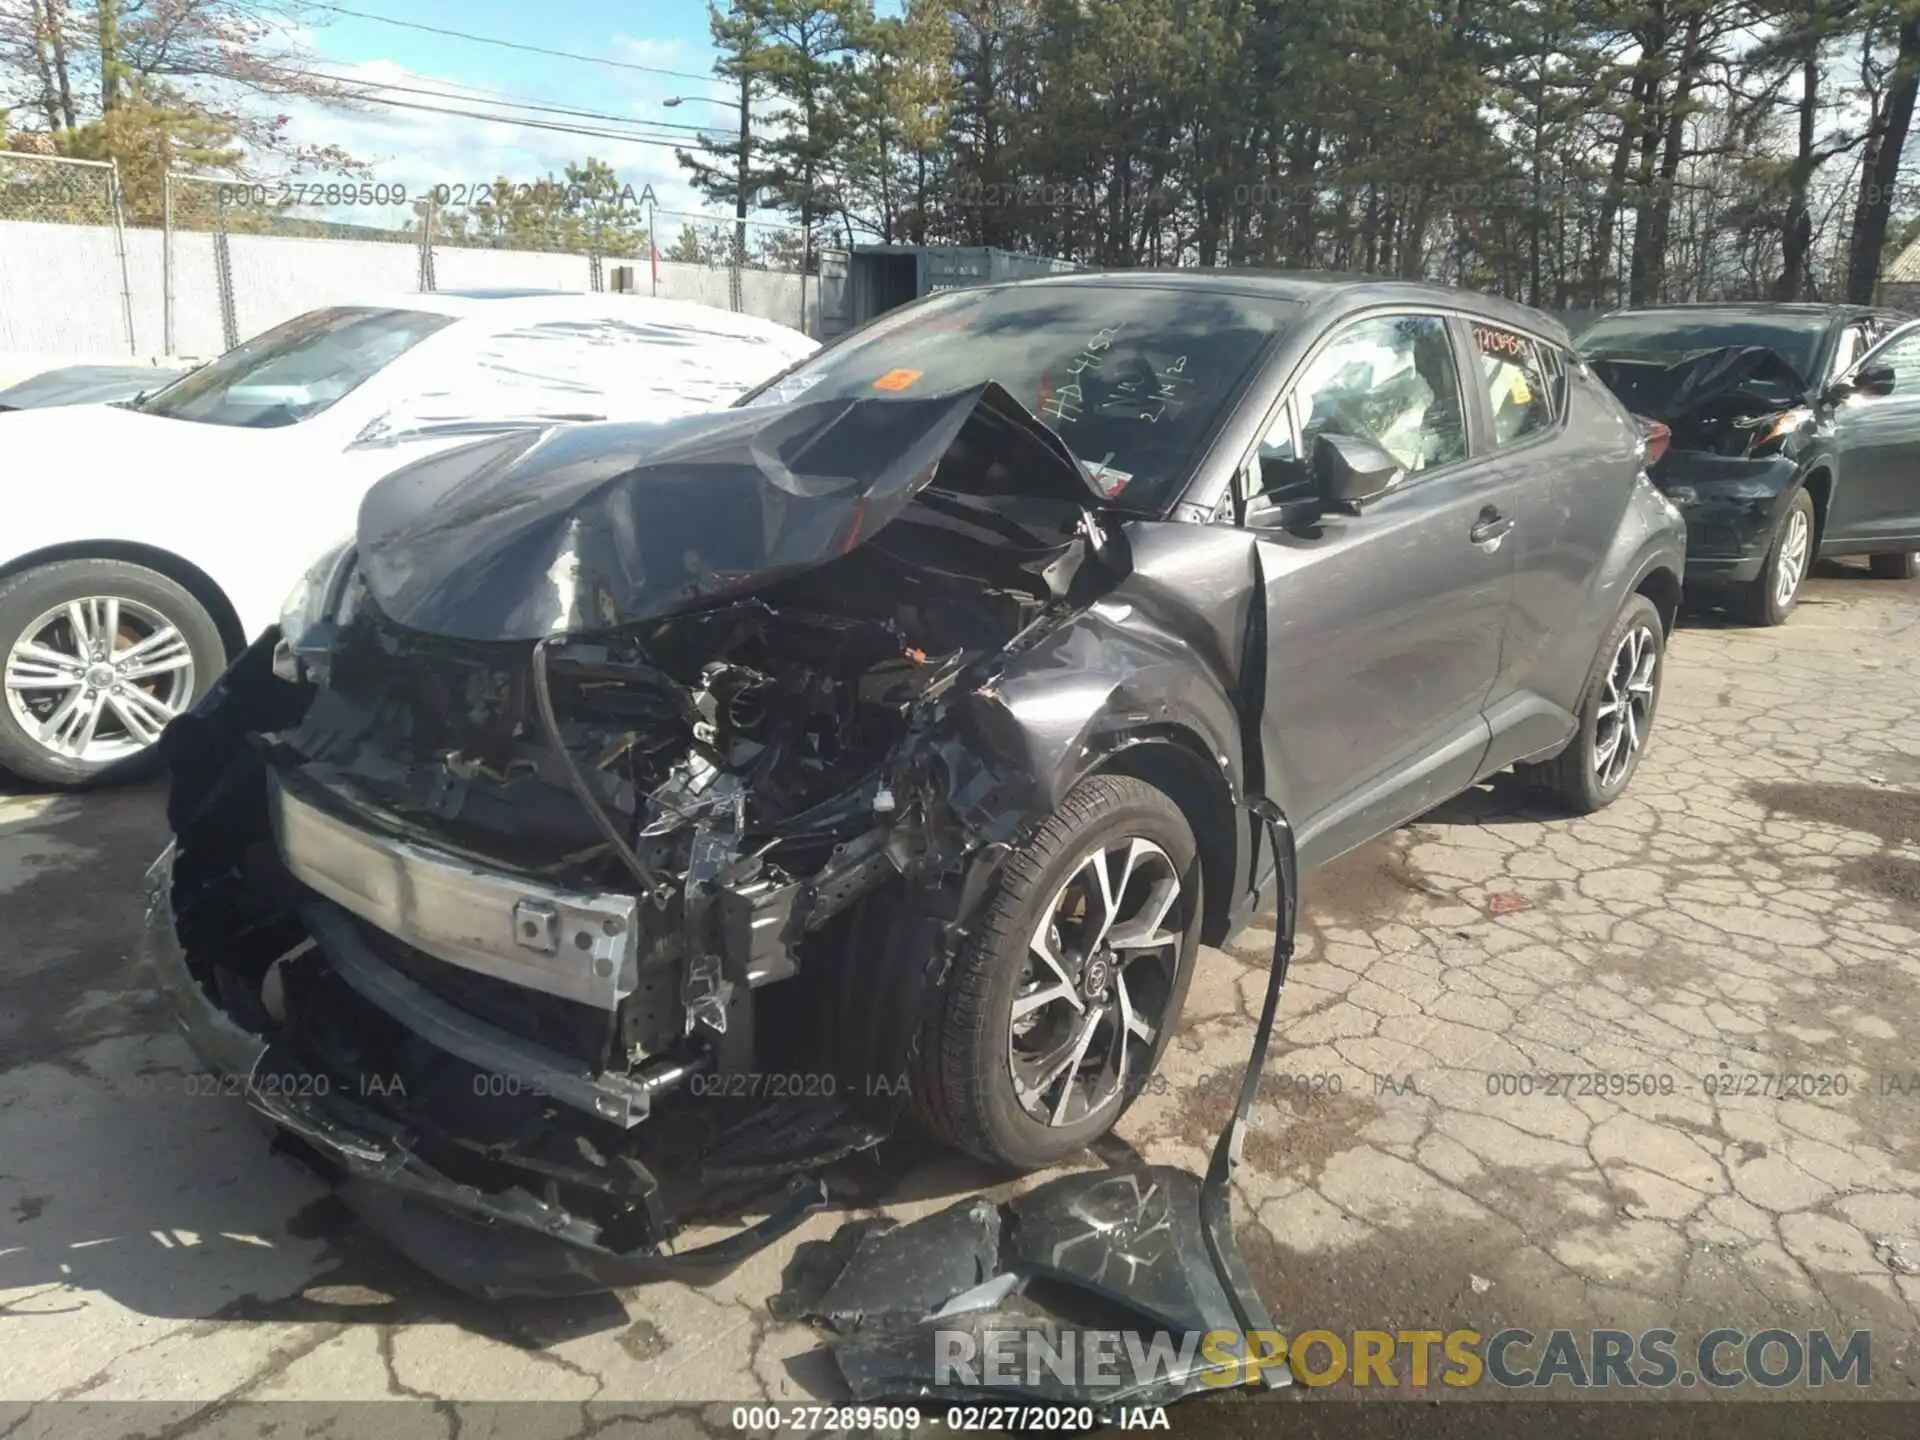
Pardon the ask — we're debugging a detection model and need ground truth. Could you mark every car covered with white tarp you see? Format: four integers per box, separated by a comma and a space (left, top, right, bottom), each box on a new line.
0, 291, 818, 786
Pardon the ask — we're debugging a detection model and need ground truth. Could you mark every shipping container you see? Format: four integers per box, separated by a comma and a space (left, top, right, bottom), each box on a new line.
816, 245, 1083, 340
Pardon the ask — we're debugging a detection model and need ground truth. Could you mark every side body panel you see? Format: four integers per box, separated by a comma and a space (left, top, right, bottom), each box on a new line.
1479, 359, 1658, 773
1823, 382, 1920, 552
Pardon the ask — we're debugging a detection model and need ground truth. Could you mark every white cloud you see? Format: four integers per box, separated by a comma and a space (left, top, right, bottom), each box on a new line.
607, 34, 704, 71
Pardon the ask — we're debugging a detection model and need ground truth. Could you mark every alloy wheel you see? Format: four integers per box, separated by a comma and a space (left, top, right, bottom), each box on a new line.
1774, 506, 1811, 609
3, 596, 197, 764
1593, 622, 1659, 790
1009, 836, 1187, 1128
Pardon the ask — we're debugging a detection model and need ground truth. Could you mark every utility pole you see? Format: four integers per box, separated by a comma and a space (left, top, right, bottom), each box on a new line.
735, 66, 751, 272
733, 0, 751, 298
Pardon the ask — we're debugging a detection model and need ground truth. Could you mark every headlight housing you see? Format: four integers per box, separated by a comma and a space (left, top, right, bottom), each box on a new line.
273, 537, 357, 682
1739, 406, 1813, 457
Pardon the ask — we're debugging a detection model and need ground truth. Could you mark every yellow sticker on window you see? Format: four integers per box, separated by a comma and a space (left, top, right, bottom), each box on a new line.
1510, 374, 1532, 406
872, 369, 922, 392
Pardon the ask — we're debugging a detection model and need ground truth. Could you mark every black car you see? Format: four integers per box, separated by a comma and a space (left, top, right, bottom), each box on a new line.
144, 271, 1685, 1297
1579, 302, 1920, 624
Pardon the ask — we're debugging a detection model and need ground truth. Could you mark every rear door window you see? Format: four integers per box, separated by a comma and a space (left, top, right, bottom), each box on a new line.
1472, 323, 1560, 448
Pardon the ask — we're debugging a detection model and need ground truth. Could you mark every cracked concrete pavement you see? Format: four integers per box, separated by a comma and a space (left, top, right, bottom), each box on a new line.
3, 560, 1919, 1414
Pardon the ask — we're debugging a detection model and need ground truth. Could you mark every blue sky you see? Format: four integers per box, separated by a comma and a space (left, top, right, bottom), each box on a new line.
280, 0, 749, 219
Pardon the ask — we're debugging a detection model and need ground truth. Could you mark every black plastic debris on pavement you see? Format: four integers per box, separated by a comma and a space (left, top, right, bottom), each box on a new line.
779, 806, 1304, 1417
781, 1168, 1278, 1409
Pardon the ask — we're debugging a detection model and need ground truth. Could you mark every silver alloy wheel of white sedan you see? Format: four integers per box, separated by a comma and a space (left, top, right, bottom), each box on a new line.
3, 595, 198, 764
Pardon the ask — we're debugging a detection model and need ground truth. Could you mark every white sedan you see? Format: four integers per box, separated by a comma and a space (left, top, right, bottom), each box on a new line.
0, 290, 817, 787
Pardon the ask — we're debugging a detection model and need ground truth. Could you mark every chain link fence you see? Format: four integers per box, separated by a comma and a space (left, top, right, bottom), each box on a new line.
0, 151, 135, 355
423, 189, 637, 295
162, 172, 426, 357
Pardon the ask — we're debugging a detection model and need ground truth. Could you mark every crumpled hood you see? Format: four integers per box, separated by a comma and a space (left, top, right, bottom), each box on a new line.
354, 382, 1109, 643
1586, 344, 1807, 425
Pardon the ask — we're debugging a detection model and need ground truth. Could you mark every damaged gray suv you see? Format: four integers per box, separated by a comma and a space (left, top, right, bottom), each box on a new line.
145, 273, 1685, 1297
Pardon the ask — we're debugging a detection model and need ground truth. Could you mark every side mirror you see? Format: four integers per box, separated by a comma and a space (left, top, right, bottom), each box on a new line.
1254, 448, 1308, 499
1311, 432, 1404, 509
1853, 363, 1897, 397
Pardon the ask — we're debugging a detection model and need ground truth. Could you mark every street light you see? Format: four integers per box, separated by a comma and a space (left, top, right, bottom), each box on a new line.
664, 94, 753, 274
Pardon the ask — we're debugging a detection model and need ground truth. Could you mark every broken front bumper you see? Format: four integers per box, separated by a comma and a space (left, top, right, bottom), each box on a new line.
141, 843, 825, 1299
1658, 452, 1802, 586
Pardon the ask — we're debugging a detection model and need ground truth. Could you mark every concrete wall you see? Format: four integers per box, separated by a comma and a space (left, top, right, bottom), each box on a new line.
0, 218, 816, 370
0, 219, 138, 357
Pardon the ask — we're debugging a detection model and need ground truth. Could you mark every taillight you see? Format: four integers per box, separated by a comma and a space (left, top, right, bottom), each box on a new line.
1636, 417, 1671, 467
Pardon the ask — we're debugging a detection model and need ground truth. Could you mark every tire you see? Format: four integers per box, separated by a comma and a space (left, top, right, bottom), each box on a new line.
912, 773, 1203, 1170
1868, 551, 1918, 581
1737, 487, 1816, 626
0, 559, 226, 788
1531, 593, 1665, 816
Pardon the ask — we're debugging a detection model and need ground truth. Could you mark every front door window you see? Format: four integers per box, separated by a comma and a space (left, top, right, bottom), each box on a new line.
1293, 314, 1469, 474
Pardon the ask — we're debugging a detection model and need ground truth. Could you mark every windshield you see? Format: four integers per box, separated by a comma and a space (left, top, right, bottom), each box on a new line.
138, 306, 455, 428
1577, 312, 1823, 386
743, 283, 1300, 513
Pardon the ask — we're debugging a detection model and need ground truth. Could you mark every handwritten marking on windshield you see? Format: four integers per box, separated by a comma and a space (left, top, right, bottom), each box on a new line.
1041, 383, 1083, 425
1060, 325, 1126, 386
1112, 355, 1191, 421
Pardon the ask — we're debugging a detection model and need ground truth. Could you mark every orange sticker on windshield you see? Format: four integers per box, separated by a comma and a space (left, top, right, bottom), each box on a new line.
872, 368, 922, 392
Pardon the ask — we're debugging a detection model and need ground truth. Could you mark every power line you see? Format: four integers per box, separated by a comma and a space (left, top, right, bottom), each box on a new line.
308, 89, 723, 153
309, 3, 733, 91
299, 69, 740, 137
311, 66, 779, 130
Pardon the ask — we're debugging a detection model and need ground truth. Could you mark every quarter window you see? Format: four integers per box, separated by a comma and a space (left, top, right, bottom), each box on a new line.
1473, 323, 1559, 447
1293, 314, 1468, 473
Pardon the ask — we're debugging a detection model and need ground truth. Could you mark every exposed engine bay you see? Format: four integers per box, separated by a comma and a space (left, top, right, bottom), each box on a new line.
270, 514, 1055, 1076
1585, 345, 1810, 457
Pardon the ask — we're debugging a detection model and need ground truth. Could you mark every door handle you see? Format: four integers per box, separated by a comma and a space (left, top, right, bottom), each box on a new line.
1470, 509, 1514, 546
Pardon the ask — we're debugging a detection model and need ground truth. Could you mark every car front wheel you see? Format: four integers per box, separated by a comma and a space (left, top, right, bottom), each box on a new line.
1738, 487, 1815, 626
912, 773, 1202, 1170
1531, 592, 1665, 815
1868, 551, 1917, 581
0, 559, 226, 788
